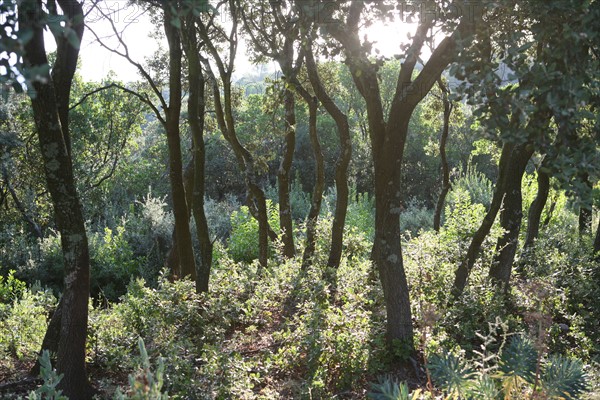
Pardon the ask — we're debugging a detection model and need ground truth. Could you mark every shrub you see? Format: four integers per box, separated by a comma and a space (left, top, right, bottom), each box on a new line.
27, 350, 67, 400
0, 286, 56, 362
227, 199, 279, 263
88, 225, 146, 302
0, 270, 26, 304
428, 333, 589, 399
90, 276, 205, 397
399, 198, 433, 237
448, 163, 493, 208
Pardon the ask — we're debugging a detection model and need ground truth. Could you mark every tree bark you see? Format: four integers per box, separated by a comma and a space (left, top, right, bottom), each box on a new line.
198, 2, 272, 268
452, 142, 514, 296
163, 6, 197, 280
278, 86, 297, 258
164, 161, 195, 279
489, 144, 534, 288
578, 173, 593, 235
433, 78, 452, 232
182, 16, 213, 292
20, 1, 92, 397
297, 93, 324, 269
524, 166, 550, 249
303, 49, 351, 270
594, 219, 600, 258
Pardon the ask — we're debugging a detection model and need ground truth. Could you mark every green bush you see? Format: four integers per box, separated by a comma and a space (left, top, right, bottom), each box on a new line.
90, 276, 205, 397
399, 198, 433, 237
428, 334, 589, 399
0, 270, 26, 304
88, 225, 146, 302
227, 199, 279, 263
0, 287, 56, 361
448, 163, 494, 208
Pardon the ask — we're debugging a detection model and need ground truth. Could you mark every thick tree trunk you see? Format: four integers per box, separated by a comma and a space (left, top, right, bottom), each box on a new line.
489, 144, 533, 288
372, 121, 414, 348
452, 143, 514, 296
163, 8, 196, 280
304, 49, 351, 270
433, 79, 452, 232
21, 2, 92, 397
278, 88, 296, 258
524, 167, 550, 249
165, 161, 195, 279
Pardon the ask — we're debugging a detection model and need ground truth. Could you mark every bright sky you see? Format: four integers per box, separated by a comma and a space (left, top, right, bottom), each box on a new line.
72, 3, 419, 83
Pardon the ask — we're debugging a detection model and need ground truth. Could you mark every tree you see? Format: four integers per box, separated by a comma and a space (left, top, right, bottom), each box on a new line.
305, 0, 477, 351
197, 0, 274, 268
452, 0, 600, 292
19, 0, 93, 397
89, 1, 197, 281
180, 10, 213, 292
241, 0, 304, 258
433, 78, 453, 232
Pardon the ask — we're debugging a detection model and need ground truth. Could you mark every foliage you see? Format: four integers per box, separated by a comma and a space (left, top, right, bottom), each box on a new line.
26, 351, 67, 400
0, 270, 26, 304
227, 200, 279, 263
114, 338, 168, 400
0, 287, 56, 362
368, 376, 422, 400
428, 333, 589, 399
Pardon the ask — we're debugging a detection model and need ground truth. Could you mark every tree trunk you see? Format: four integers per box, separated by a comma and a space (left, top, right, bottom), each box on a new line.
594, 219, 600, 258
372, 120, 414, 349
183, 16, 212, 292
164, 161, 195, 279
578, 173, 593, 235
278, 88, 296, 258
489, 144, 534, 288
198, 6, 272, 269
433, 78, 452, 232
303, 49, 351, 270
452, 142, 514, 296
299, 94, 324, 269
524, 167, 550, 248
21, 2, 92, 397
163, 7, 196, 280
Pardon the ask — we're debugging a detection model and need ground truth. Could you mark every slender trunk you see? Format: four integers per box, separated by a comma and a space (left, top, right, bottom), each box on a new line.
304, 49, 351, 270
207, 73, 271, 268
579, 206, 592, 235
198, 4, 272, 268
21, 2, 92, 397
489, 144, 533, 288
524, 167, 550, 248
299, 95, 324, 269
542, 196, 556, 227
433, 79, 452, 232
278, 88, 296, 258
163, 8, 196, 280
452, 142, 514, 296
183, 17, 212, 292
594, 219, 600, 258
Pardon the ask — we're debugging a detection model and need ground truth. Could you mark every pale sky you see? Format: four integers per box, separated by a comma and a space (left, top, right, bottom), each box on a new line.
69, 3, 420, 83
